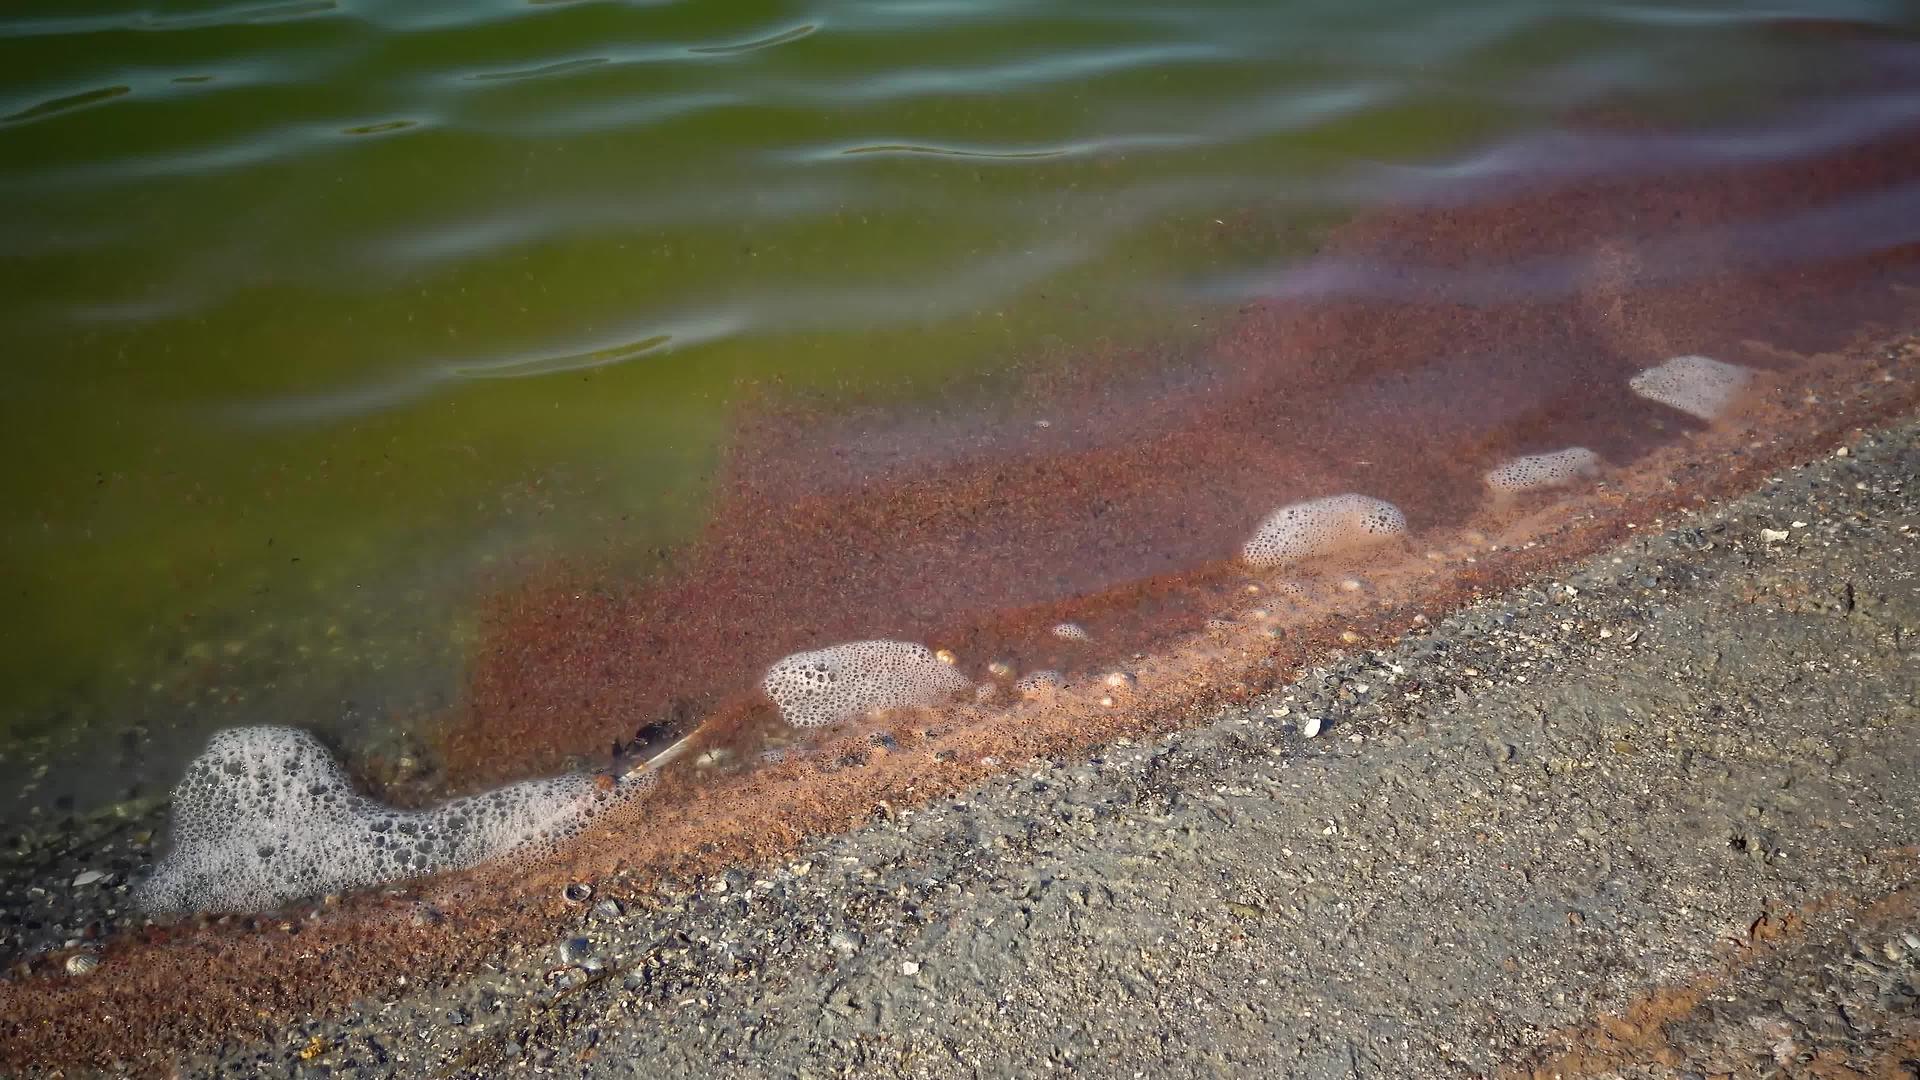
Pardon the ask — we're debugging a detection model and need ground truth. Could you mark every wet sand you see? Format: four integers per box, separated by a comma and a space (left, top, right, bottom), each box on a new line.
5, 104, 1920, 1073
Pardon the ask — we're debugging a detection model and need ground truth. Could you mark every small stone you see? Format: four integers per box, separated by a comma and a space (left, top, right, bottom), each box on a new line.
71, 870, 106, 887
900, 960, 920, 976
591, 899, 623, 921
828, 929, 864, 955
1300, 717, 1323, 739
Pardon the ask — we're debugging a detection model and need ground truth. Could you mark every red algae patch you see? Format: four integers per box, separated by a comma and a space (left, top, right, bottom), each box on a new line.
437, 118, 1920, 792
7, 116, 1920, 1073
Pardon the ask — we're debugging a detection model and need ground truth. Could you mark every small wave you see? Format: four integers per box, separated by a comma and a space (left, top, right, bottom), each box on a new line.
443, 332, 678, 381
0, 0, 337, 38
372, 184, 848, 269
1327, 88, 1920, 210
789, 131, 1200, 165
466, 57, 610, 83
340, 118, 419, 136
1190, 177, 1920, 306
2, 85, 129, 126
839, 143, 1069, 161
688, 23, 817, 56
816, 42, 1231, 103
227, 314, 746, 426
226, 239, 1090, 427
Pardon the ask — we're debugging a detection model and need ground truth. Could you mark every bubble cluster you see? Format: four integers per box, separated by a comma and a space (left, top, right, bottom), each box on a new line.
136, 727, 652, 915
762, 640, 971, 728
1628, 354, 1754, 421
1484, 447, 1603, 497
1241, 494, 1407, 568
1014, 669, 1066, 697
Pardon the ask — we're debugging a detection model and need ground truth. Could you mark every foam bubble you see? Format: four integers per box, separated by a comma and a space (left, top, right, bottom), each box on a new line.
136, 727, 651, 915
1014, 670, 1066, 697
1628, 355, 1753, 421
1484, 447, 1602, 497
1240, 494, 1407, 568
762, 639, 971, 728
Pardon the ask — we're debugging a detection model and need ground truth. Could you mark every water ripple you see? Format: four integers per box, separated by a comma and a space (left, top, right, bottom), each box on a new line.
465, 57, 610, 83
688, 23, 817, 56
1191, 177, 1920, 306
1, 84, 128, 125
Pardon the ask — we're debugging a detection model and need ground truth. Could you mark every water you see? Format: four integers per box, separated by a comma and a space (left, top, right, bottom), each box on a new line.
2, 0, 1917, 808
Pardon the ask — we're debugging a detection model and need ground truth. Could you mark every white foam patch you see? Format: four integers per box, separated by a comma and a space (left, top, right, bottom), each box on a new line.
1241, 494, 1407, 568
762, 640, 971, 728
1628, 354, 1753, 421
136, 727, 651, 915
1484, 447, 1602, 496
1014, 670, 1065, 696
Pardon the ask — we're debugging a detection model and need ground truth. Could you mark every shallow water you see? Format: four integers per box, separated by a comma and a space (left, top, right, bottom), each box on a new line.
2, 0, 1918, 812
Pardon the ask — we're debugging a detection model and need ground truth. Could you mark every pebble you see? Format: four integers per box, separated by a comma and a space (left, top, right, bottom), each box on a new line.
71, 870, 107, 887
592, 899, 624, 921
900, 960, 920, 976
1300, 717, 1324, 739
828, 929, 864, 955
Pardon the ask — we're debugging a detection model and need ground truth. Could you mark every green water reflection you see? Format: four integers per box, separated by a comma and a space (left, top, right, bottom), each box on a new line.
0, 0, 1909, 756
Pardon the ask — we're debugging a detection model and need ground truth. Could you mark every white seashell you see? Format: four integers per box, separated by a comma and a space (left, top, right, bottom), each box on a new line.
1300, 716, 1323, 739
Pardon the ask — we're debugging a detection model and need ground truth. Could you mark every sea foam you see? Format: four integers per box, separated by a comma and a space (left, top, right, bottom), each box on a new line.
1484, 447, 1602, 497
137, 727, 652, 914
1629, 354, 1753, 421
763, 640, 970, 728
1241, 494, 1407, 568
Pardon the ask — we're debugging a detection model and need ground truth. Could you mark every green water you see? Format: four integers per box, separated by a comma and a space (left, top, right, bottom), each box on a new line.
0, 0, 1913, 776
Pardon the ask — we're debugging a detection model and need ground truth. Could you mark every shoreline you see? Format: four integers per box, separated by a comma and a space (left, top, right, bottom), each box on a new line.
187, 387, 1920, 1078
1, 353, 1914, 1074
7, 113, 1920, 1072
